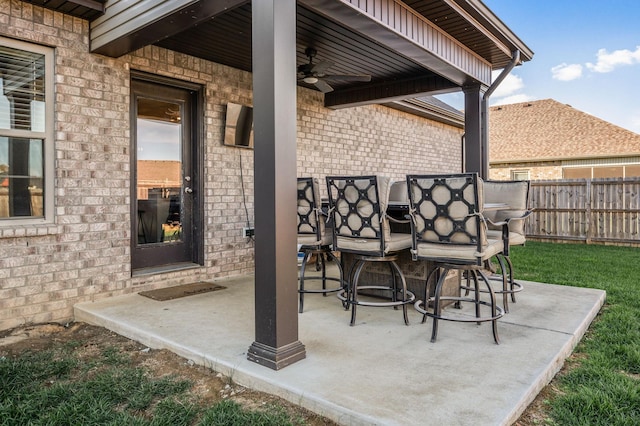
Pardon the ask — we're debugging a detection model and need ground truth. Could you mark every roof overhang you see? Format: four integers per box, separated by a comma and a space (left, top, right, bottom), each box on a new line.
22, 0, 106, 20
25, 0, 532, 112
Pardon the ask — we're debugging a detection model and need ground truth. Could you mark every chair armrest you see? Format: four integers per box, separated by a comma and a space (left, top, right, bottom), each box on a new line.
387, 215, 410, 224
485, 217, 508, 228
502, 209, 534, 224
487, 209, 533, 254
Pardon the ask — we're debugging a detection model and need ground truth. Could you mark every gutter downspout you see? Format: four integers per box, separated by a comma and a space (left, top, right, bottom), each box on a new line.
481, 50, 521, 178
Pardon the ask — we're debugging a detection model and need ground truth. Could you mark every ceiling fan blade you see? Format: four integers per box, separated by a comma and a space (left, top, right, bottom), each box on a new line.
324, 74, 372, 82
310, 60, 334, 75
314, 79, 334, 93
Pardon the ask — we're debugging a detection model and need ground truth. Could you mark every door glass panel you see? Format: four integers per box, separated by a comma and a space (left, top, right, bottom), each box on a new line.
136, 98, 182, 245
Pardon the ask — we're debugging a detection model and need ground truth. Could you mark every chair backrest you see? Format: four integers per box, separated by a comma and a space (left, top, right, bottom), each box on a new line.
389, 180, 408, 203
406, 173, 485, 253
483, 180, 530, 235
325, 175, 391, 255
297, 177, 325, 245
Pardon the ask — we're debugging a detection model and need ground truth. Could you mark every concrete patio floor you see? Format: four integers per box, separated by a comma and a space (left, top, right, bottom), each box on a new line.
75, 273, 605, 426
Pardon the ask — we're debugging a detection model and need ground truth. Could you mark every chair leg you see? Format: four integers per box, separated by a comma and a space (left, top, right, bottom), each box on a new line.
342, 259, 358, 310
298, 251, 311, 314
388, 262, 399, 310
417, 265, 502, 344
503, 255, 518, 303
495, 255, 510, 313
349, 259, 367, 326
478, 269, 500, 345
319, 253, 327, 296
469, 270, 481, 323
327, 251, 346, 305
430, 267, 450, 343
299, 247, 344, 313
390, 260, 410, 325
422, 267, 439, 324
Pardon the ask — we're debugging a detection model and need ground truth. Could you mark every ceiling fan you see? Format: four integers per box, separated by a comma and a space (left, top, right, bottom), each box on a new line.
297, 47, 372, 93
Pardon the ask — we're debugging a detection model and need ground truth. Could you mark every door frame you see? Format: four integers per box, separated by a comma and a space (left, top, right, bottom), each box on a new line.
130, 70, 204, 272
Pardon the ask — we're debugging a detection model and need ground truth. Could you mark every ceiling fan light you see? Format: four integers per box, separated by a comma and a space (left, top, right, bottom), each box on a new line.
303, 76, 318, 84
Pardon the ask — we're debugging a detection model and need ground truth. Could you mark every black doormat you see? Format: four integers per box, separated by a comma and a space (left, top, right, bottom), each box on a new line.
139, 282, 226, 301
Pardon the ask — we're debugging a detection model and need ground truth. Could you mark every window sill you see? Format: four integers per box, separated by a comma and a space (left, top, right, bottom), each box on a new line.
0, 223, 62, 239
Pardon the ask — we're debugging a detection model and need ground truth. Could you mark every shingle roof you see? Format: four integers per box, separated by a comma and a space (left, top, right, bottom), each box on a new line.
489, 99, 640, 162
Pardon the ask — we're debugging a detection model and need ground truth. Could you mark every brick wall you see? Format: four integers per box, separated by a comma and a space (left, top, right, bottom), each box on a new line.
0, 0, 462, 331
490, 162, 563, 180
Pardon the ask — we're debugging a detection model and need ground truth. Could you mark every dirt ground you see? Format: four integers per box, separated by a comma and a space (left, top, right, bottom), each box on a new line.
0, 322, 337, 426
0, 322, 554, 425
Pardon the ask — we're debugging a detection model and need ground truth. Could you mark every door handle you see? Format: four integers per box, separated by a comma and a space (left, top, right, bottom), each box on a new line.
184, 187, 193, 194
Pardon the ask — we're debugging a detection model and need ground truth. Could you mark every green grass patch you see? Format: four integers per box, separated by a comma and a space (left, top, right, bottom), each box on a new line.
510, 241, 640, 425
0, 343, 311, 426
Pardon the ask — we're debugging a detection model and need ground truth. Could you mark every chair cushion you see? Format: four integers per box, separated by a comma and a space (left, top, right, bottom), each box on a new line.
483, 180, 529, 209
486, 229, 526, 246
415, 238, 503, 263
298, 231, 333, 247
336, 232, 411, 254
483, 180, 529, 235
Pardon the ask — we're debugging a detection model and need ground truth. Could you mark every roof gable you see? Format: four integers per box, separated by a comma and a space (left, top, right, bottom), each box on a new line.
489, 99, 640, 162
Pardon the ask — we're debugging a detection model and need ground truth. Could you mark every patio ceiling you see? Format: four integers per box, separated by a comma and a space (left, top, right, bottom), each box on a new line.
27, 0, 532, 110
24, 0, 106, 21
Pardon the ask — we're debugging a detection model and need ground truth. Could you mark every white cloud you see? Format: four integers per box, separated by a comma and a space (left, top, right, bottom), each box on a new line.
488, 71, 533, 106
551, 63, 583, 81
586, 46, 640, 73
491, 71, 524, 98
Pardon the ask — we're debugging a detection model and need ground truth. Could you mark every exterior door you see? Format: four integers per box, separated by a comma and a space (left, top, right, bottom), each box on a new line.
131, 76, 200, 271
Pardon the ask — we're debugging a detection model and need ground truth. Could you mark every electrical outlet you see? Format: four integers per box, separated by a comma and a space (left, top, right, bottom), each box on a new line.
242, 227, 255, 237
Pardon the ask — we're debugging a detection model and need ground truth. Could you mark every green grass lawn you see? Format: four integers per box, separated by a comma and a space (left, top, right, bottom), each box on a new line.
510, 241, 640, 425
0, 336, 321, 426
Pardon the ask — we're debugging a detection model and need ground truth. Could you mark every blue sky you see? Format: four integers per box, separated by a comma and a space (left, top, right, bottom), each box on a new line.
439, 0, 640, 133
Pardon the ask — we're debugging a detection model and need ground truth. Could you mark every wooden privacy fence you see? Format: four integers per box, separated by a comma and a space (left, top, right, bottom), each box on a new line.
526, 178, 640, 245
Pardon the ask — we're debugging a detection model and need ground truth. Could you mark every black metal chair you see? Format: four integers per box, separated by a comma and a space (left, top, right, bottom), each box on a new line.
326, 175, 415, 326
479, 180, 533, 312
297, 177, 343, 313
406, 173, 505, 343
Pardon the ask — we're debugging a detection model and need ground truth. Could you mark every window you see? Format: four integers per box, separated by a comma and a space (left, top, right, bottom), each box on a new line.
0, 38, 54, 224
511, 170, 530, 181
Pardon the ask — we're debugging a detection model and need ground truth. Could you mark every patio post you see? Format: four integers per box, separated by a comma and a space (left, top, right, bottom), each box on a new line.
463, 84, 488, 178
247, 0, 306, 370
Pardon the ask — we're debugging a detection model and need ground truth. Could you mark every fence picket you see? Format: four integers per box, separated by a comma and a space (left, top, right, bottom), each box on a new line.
527, 178, 640, 246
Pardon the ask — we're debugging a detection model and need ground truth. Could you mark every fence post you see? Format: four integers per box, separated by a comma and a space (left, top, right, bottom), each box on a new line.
586, 179, 592, 244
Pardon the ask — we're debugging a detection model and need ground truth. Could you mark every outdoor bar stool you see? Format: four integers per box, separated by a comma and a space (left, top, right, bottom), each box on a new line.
406, 173, 505, 343
325, 175, 415, 326
297, 177, 344, 313
474, 180, 533, 313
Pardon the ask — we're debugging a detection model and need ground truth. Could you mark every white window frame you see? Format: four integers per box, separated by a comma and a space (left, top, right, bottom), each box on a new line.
0, 37, 55, 226
511, 169, 530, 181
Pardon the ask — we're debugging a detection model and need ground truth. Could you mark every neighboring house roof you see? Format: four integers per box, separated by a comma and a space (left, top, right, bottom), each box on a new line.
386, 95, 465, 128
489, 99, 640, 163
